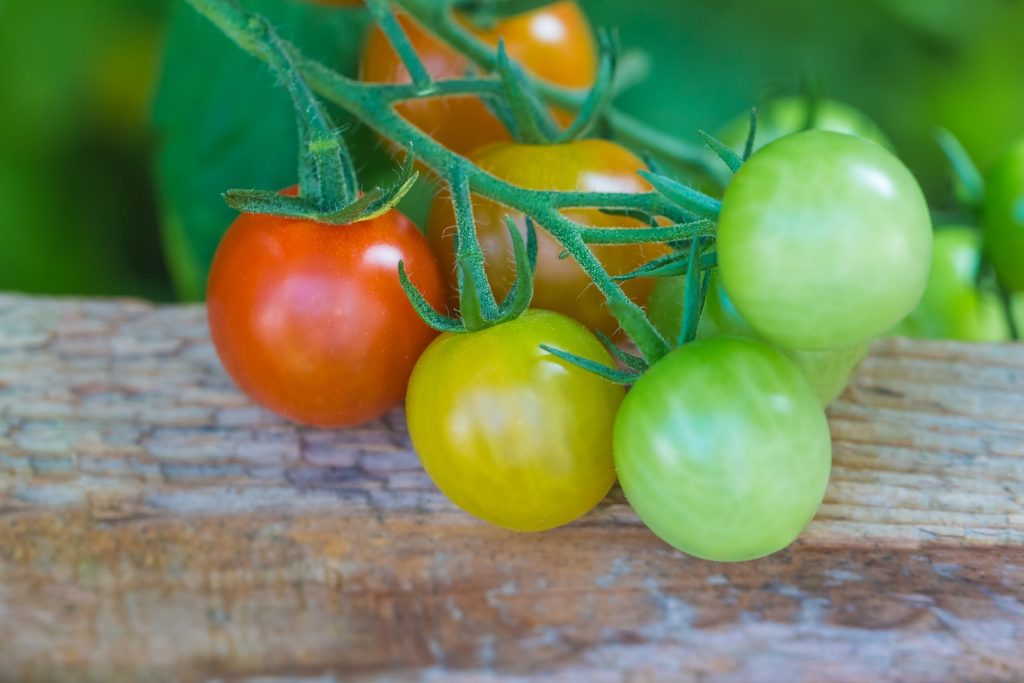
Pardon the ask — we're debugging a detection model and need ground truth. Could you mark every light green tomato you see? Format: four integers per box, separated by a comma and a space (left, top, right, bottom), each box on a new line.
718, 131, 933, 351
647, 272, 869, 405
983, 138, 1024, 292
894, 226, 1011, 342
717, 97, 893, 154
614, 337, 832, 562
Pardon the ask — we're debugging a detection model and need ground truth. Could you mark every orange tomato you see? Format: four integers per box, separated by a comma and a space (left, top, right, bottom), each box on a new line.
360, 1, 597, 155
426, 139, 668, 336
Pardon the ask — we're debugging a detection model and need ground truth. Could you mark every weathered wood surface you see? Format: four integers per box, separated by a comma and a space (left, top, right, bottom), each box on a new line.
0, 293, 1022, 683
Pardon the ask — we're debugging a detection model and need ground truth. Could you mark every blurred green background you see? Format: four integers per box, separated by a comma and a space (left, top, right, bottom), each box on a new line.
1, 0, 1022, 301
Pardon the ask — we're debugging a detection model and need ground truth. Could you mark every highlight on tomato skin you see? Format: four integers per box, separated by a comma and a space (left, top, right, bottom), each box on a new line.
359, 0, 597, 155
405, 309, 625, 533
206, 201, 445, 429
427, 139, 669, 337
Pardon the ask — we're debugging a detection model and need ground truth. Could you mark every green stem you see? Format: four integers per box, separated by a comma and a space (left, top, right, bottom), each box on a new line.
449, 161, 501, 329
392, 0, 723, 180
365, 0, 434, 91
184, 0, 693, 363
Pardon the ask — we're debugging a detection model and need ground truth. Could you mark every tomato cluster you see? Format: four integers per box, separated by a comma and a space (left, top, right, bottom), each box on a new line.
201, 0, 1022, 563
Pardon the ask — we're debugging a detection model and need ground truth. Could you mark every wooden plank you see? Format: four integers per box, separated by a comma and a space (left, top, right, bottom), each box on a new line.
0, 294, 1022, 682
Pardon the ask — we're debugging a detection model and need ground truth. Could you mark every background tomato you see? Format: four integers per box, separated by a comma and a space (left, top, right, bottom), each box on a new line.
718, 131, 932, 351
982, 137, 1024, 292
648, 272, 869, 404
359, 1, 596, 156
717, 97, 893, 154
207, 204, 444, 428
614, 337, 832, 562
895, 226, 1011, 341
406, 309, 624, 532
427, 140, 667, 336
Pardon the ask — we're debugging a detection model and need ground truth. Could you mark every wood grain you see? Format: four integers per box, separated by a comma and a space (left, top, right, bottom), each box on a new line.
0, 294, 1022, 683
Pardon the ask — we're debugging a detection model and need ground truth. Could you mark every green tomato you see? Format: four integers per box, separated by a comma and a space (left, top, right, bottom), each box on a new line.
648, 272, 868, 405
895, 226, 1011, 342
717, 97, 893, 154
718, 130, 933, 351
614, 337, 832, 562
406, 309, 624, 532
983, 138, 1024, 292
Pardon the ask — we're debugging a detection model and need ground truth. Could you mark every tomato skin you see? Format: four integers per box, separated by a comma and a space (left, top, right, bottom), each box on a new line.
359, 1, 596, 155
426, 140, 668, 336
718, 130, 933, 351
648, 273, 868, 405
895, 226, 1011, 342
983, 138, 1024, 292
718, 97, 893, 154
207, 205, 445, 428
406, 309, 624, 532
614, 337, 832, 562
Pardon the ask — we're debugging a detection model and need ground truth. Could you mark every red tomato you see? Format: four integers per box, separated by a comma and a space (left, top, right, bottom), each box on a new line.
359, 1, 597, 155
426, 139, 668, 336
207, 199, 445, 428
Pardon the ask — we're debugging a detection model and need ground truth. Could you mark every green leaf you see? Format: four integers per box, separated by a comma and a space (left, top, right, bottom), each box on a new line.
153, 0, 371, 300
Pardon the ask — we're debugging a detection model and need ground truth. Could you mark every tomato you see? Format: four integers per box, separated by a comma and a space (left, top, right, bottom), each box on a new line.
648, 272, 869, 404
427, 140, 668, 336
614, 337, 832, 562
982, 137, 1024, 292
207, 201, 445, 428
359, 1, 597, 156
406, 309, 624, 532
718, 97, 893, 154
895, 226, 1011, 341
717, 130, 932, 351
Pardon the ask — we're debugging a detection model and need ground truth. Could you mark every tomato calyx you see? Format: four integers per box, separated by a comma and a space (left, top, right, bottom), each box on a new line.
225, 152, 419, 225
401, 161, 539, 334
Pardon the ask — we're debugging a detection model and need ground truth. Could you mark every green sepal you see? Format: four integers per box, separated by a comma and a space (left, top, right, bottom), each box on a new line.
539, 345, 640, 385
578, 219, 715, 245
935, 128, 985, 211
493, 215, 538, 323
742, 108, 758, 160
223, 190, 320, 216
595, 331, 649, 373
679, 237, 710, 346
613, 249, 717, 282
557, 30, 617, 143
398, 261, 465, 333
697, 130, 743, 173
494, 39, 559, 144
223, 151, 420, 224
637, 170, 722, 218
641, 151, 665, 176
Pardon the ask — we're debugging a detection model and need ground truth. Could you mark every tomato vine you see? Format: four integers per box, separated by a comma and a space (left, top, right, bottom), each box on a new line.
185, 0, 732, 365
